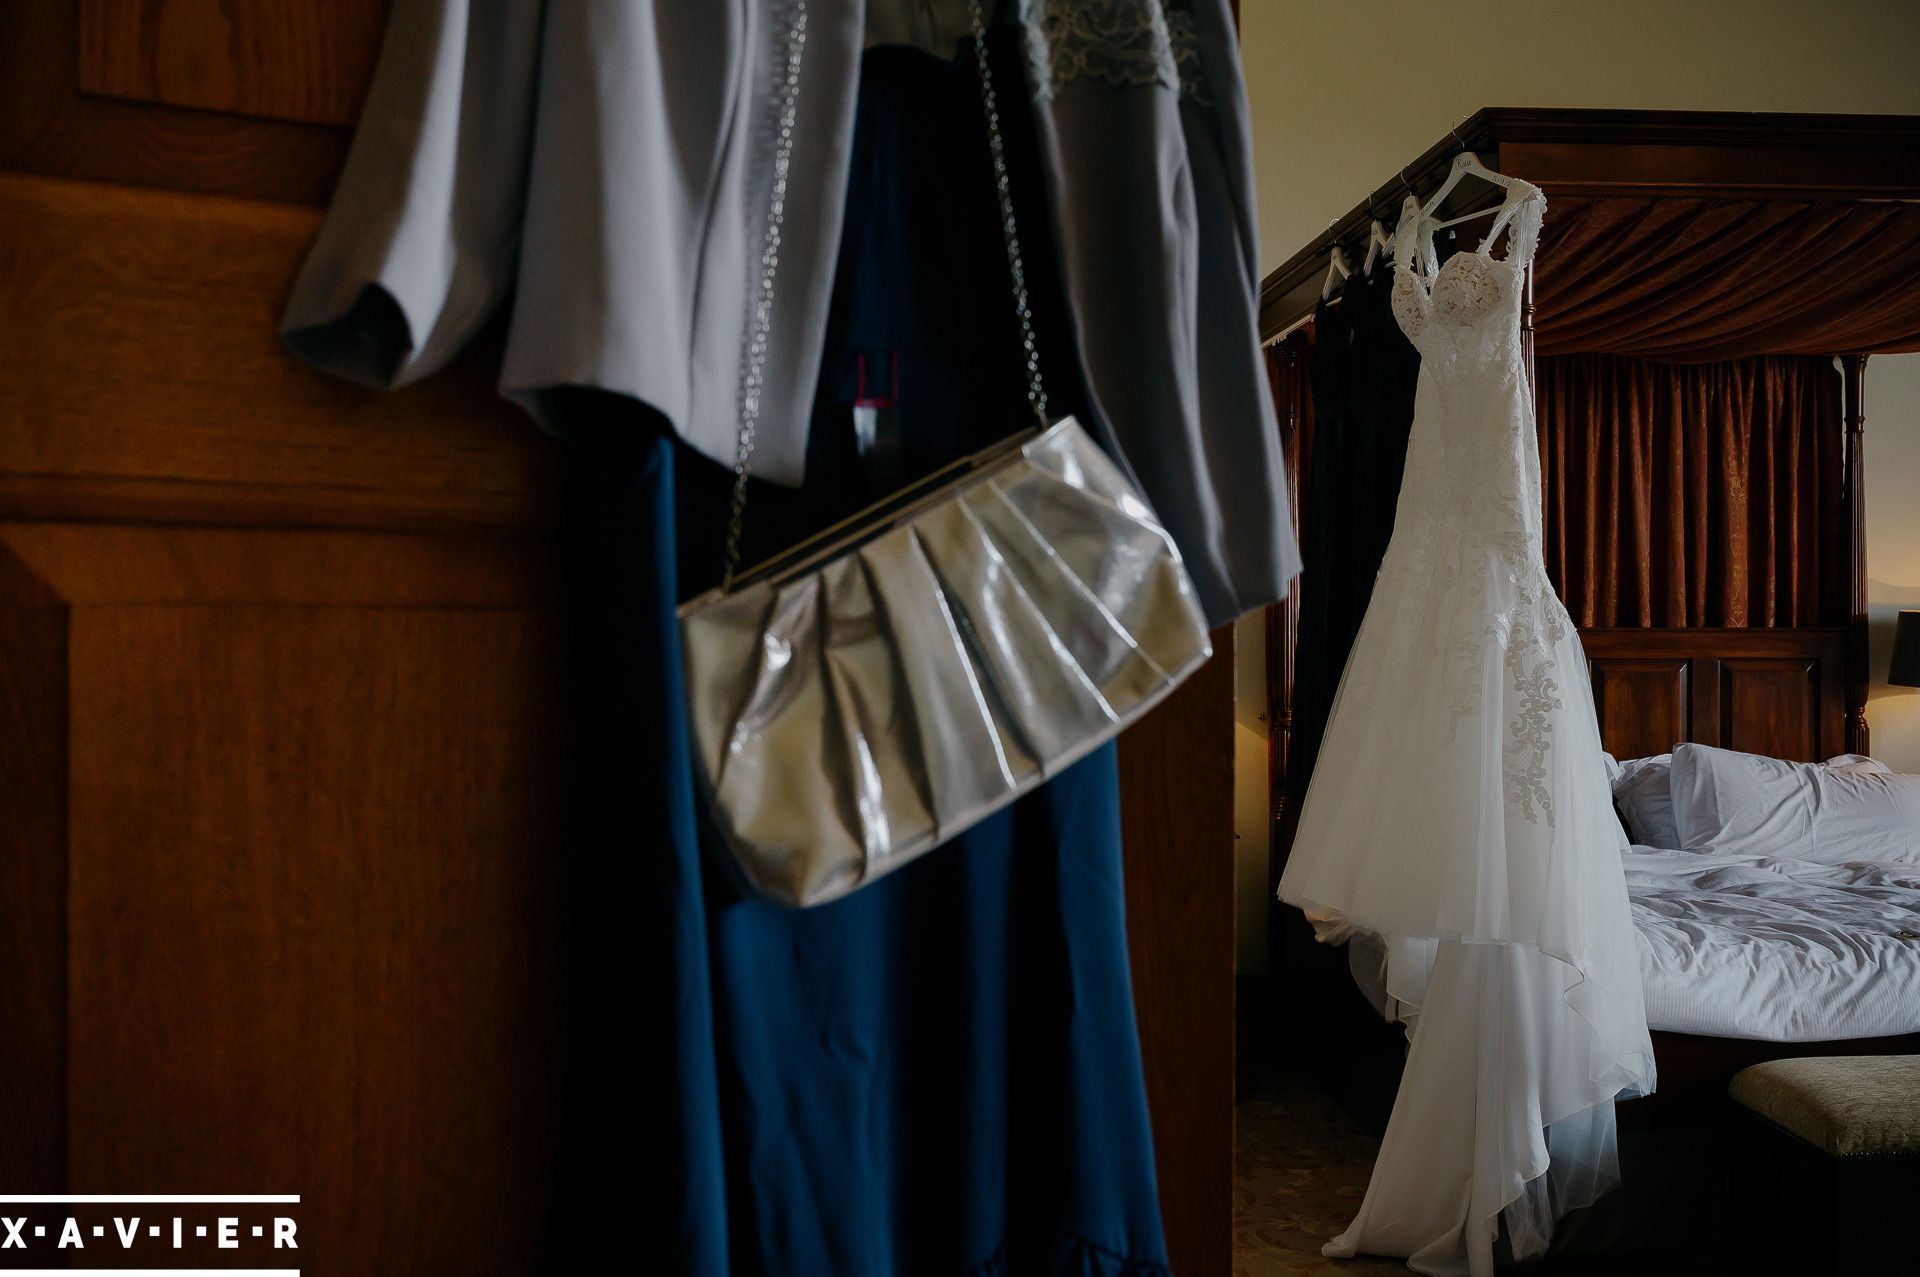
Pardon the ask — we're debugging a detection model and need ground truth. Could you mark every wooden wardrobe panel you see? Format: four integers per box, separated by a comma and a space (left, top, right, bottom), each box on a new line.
55, 584, 562, 1271
0, 2, 356, 206
78, 0, 391, 128
1587, 657, 1690, 761
0, 523, 565, 1271
0, 172, 558, 531
0, 600, 70, 1192
1719, 658, 1823, 762
0, 523, 554, 609
1121, 626, 1234, 1277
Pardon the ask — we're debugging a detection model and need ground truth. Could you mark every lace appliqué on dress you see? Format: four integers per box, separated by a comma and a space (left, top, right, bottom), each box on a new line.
1389, 187, 1567, 826
1390, 269, 1428, 344
1451, 428, 1568, 827
1502, 605, 1567, 824
1019, 0, 1210, 104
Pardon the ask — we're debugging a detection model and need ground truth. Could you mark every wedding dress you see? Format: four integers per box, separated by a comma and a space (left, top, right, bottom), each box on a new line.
1277, 181, 1655, 1277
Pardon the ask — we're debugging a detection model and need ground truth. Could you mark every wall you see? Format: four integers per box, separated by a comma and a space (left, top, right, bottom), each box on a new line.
1864, 355, 1920, 769
1232, 611, 1270, 972
1240, 0, 1920, 271
1232, 1, 1920, 968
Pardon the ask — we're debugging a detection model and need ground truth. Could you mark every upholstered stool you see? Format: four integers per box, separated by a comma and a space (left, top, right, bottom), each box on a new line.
1726, 1055, 1920, 1271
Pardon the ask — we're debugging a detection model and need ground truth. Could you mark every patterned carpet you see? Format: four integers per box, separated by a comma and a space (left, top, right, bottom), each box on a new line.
1233, 1071, 1407, 1277
1233, 1069, 1712, 1277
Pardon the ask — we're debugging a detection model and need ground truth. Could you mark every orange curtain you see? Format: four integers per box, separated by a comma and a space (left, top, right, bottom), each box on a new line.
1535, 353, 1844, 628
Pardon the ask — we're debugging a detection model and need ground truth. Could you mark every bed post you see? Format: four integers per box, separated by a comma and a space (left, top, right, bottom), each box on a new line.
1521, 260, 1537, 394
1265, 339, 1303, 830
1264, 335, 1311, 1025
1843, 353, 1870, 755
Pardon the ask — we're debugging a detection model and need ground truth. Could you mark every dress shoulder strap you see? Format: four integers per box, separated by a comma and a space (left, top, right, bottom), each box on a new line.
1486, 187, 1546, 266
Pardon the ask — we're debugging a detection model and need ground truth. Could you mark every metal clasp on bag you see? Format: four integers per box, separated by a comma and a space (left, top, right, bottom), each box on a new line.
709, 424, 1052, 600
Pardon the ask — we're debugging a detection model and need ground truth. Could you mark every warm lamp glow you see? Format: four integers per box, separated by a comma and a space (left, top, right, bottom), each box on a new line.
1890, 612, 1920, 688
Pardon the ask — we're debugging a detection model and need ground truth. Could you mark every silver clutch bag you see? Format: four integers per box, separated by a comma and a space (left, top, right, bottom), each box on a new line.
679, 418, 1211, 906
679, 0, 1210, 906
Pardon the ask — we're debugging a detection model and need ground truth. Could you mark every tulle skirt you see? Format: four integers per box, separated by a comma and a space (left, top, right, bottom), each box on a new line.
1278, 528, 1655, 1275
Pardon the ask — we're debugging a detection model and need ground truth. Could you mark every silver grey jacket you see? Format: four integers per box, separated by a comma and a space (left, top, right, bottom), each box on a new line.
280, 0, 1299, 623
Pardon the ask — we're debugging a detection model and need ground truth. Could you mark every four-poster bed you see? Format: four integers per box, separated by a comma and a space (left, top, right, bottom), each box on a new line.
1258, 109, 1920, 1130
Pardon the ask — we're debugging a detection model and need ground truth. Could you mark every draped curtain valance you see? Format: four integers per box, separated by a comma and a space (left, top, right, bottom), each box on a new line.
1533, 197, 1920, 360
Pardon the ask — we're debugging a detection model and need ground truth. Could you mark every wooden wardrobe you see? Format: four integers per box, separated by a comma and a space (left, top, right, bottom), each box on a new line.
0, 4, 1236, 1273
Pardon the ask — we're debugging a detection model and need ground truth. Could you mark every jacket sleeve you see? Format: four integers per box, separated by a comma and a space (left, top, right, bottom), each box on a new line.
279, 0, 543, 388
1028, 0, 1301, 626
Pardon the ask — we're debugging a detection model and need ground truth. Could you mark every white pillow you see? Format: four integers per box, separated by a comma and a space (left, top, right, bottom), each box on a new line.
1824, 753, 1891, 775
1611, 754, 1679, 847
1668, 743, 1920, 866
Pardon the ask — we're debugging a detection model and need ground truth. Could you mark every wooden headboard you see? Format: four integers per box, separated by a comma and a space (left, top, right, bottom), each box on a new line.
1580, 626, 1848, 763
1582, 621, 1915, 1124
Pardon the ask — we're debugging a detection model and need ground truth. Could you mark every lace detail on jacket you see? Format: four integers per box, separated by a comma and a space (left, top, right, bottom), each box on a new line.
1018, 0, 1211, 104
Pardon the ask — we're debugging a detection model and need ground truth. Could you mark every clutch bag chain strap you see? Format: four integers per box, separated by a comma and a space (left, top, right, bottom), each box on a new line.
685, 0, 1213, 906
721, 0, 1044, 587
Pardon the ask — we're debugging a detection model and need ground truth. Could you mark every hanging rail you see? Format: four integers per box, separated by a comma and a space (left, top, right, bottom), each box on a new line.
1258, 108, 1506, 341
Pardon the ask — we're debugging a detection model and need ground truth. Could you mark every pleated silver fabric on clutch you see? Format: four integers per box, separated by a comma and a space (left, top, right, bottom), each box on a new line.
680, 417, 1212, 907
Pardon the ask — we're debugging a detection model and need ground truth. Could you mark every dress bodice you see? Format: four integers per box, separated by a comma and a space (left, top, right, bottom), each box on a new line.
1385, 183, 1550, 552
1390, 184, 1543, 376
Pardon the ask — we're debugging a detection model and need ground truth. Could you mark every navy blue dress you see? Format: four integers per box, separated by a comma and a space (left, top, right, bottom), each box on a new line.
578, 42, 1173, 1277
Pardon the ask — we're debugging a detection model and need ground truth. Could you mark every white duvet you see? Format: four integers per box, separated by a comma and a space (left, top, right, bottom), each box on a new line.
1624, 844, 1920, 1041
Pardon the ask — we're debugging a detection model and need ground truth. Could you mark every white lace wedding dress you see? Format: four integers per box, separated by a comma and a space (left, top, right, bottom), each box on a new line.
1277, 184, 1655, 1277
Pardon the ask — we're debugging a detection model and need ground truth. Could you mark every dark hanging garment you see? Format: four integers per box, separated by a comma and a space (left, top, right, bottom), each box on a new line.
1285, 263, 1423, 799
281, 12, 1180, 1270
279, 0, 1300, 627
1353, 266, 1421, 572
622, 43, 1172, 1277
1285, 289, 1353, 800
